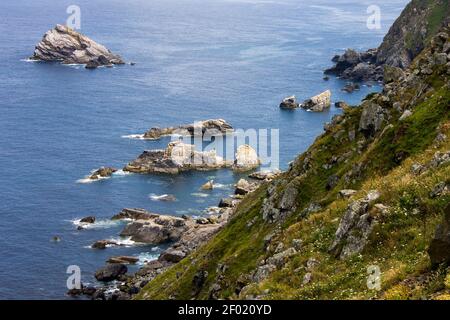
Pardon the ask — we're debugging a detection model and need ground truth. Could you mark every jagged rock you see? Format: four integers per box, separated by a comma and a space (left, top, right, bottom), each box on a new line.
233, 145, 260, 172
326, 174, 340, 190
111, 208, 157, 221
88, 167, 117, 180
80, 216, 95, 224
107, 256, 139, 264
359, 101, 385, 137
253, 264, 276, 282
143, 119, 233, 139
292, 239, 303, 250
266, 248, 297, 268
300, 203, 322, 217
31, 24, 124, 66
329, 191, 379, 259
201, 180, 214, 190
430, 182, 449, 198
235, 179, 255, 195
279, 182, 299, 211
279, 96, 299, 109
411, 163, 426, 175
124, 141, 230, 174
303, 273, 313, 285
384, 65, 405, 83
91, 240, 119, 249
399, 110, 413, 121
120, 214, 188, 244
306, 258, 319, 271
301, 90, 331, 112
192, 270, 208, 295
339, 189, 357, 198
428, 204, 450, 267
429, 151, 450, 168
95, 264, 127, 282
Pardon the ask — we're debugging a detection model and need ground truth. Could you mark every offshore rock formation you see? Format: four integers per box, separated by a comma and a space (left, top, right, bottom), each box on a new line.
30, 24, 125, 67
143, 119, 233, 140
124, 141, 231, 174
325, 0, 450, 82
279, 96, 299, 109
300, 90, 332, 112
232, 145, 261, 172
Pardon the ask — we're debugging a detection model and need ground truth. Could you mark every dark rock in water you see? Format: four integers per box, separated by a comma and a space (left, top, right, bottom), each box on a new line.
279, 96, 299, 109
111, 208, 157, 221
428, 204, 450, 267
95, 264, 128, 282
31, 24, 125, 66
323, 76, 330, 81
80, 216, 96, 224
342, 83, 360, 93
52, 236, 61, 242
143, 119, 233, 140
91, 240, 119, 249
88, 167, 117, 180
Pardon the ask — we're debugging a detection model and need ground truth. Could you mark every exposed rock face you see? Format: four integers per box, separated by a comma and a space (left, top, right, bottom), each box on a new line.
88, 167, 117, 180
143, 119, 233, 140
233, 145, 260, 171
279, 96, 299, 109
428, 204, 450, 267
358, 101, 385, 137
248, 169, 281, 181
95, 264, 127, 282
234, 179, 257, 195
300, 90, 331, 112
124, 141, 230, 174
325, 0, 450, 82
31, 24, 125, 67
329, 191, 380, 259
120, 214, 189, 244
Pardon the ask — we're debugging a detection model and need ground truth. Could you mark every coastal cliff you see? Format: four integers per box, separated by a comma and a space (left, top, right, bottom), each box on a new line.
134, 15, 450, 300
325, 0, 449, 82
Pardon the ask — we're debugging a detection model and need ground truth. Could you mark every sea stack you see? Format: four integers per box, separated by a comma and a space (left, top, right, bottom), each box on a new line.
31, 24, 125, 68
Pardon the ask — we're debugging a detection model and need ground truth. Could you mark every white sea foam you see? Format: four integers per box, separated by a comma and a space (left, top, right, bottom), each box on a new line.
149, 193, 176, 201
135, 252, 159, 266
212, 183, 232, 190
72, 218, 121, 230
112, 169, 132, 177
191, 192, 209, 198
76, 175, 110, 184
121, 133, 145, 140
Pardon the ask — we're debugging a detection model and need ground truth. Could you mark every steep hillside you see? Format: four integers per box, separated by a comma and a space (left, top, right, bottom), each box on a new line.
136, 24, 450, 300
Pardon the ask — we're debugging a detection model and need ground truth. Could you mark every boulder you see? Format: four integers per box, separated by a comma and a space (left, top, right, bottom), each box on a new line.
95, 264, 128, 282
143, 119, 233, 140
218, 198, 234, 208
120, 214, 188, 244
234, 179, 254, 195
107, 256, 139, 264
80, 216, 96, 224
301, 90, 331, 112
111, 208, 157, 221
279, 96, 299, 109
248, 169, 281, 181
201, 180, 214, 190
159, 248, 186, 263
399, 110, 413, 121
91, 240, 119, 249
339, 189, 357, 198
233, 145, 260, 171
31, 24, 124, 66
428, 204, 450, 267
88, 167, 117, 180
335, 101, 349, 109
359, 101, 385, 137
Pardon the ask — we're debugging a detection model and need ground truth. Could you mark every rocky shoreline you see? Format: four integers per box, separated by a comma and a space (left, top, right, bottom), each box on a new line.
70, 170, 280, 300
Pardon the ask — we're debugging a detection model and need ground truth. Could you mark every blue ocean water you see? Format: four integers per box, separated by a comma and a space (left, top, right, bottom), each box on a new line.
0, 0, 408, 299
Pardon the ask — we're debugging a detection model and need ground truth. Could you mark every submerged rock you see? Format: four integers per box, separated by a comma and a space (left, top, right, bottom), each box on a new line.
88, 167, 117, 180
300, 90, 331, 112
31, 24, 124, 67
91, 240, 120, 250
143, 119, 233, 140
80, 216, 96, 224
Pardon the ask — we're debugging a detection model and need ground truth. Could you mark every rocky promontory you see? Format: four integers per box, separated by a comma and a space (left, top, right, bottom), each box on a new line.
143, 119, 233, 140
31, 24, 125, 68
